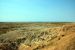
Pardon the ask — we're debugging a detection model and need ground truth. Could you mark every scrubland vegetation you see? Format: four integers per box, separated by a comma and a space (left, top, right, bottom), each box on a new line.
0, 22, 75, 50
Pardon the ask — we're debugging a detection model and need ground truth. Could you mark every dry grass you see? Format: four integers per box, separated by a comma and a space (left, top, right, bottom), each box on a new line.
0, 22, 75, 50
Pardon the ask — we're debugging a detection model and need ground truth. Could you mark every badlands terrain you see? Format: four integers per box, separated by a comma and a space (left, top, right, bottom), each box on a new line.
0, 22, 75, 50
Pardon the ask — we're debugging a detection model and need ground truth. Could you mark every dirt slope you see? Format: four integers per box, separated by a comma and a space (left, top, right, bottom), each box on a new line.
40, 25, 75, 50
0, 23, 75, 50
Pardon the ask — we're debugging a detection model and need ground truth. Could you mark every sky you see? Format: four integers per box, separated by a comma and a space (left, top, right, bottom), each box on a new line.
0, 0, 75, 22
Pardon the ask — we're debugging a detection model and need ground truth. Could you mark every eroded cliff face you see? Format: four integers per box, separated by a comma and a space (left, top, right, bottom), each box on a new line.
54, 25, 75, 50
0, 23, 75, 50
40, 24, 75, 50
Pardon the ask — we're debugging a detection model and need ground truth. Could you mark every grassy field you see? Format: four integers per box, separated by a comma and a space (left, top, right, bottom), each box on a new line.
0, 22, 75, 50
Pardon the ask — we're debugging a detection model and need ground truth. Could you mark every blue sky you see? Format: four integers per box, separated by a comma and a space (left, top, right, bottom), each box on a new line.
0, 0, 75, 22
